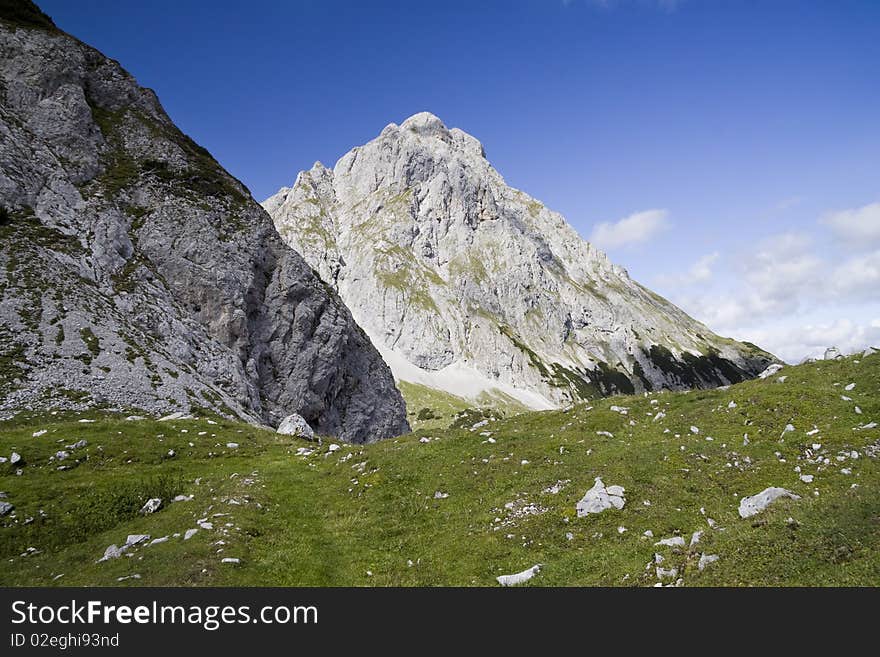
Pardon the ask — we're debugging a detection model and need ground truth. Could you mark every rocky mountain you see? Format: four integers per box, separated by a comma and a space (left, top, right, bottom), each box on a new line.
264, 112, 775, 409
0, 2, 409, 443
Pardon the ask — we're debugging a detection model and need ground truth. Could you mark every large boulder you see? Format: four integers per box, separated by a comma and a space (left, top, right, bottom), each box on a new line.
277, 413, 316, 441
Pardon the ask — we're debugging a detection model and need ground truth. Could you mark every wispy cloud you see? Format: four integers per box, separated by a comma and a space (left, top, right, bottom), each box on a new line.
590, 209, 670, 250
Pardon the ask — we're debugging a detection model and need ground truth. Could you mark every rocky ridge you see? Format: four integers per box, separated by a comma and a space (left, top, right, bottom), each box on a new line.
0, 4, 408, 443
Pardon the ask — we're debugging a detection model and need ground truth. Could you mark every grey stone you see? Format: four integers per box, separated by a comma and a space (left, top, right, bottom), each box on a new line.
276, 413, 315, 440
576, 477, 625, 517
698, 554, 719, 571
0, 501, 13, 516
0, 19, 407, 444
138, 498, 162, 515
496, 564, 541, 586
738, 487, 801, 518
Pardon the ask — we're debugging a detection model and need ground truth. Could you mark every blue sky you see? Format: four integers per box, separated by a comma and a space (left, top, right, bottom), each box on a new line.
41, 0, 880, 362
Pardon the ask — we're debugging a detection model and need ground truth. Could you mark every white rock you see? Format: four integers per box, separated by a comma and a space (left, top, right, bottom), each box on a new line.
125, 534, 150, 546
617, 526, 627, 534
855, 406, 862, 415
655, 536, 686, 548
433, 491, 449, 499
758, 363, 784, 379
276, 413, 315, 440
139, 498, 162, 515
172, 495, 193, 502
728, 401, 737, 409
690, 530, 703, 546
149, 536, 169, 546
643, 530, 654, 538
98, 544, 126, 562
32, 430, 47, 437
496, 564, 541, 587
328, 444, 341, 452
576, 477, 625, 517
184, 528, 198, 540
158, 412, 193, 422
698, 554, 719, 571
824, 347, 841, 360
0, 501, 14, 516
738, 487, 801, 518
226, 442, 239, 449
845, 383, 855, 391
221, 558, 241, 564
656, 566, 678, 580
690, 426, 700, 434
419, 437, 431, 443
54, 451, 69, 461
10, 452, 21, 465
799, 474, 814, 484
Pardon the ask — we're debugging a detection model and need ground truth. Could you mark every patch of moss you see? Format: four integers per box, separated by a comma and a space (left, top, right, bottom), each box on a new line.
0, 0, 58, 32
79, 327, 100, 359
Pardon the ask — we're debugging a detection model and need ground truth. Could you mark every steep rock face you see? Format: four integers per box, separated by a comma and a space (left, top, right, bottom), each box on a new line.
265, 112, 774, 408
0, 5, 408, 443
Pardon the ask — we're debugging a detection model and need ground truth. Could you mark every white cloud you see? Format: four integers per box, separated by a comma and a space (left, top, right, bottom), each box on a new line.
831, 251, 880, 300
591, 209, 669, 250
657, 251, 718, 287
822, 201, 880, 245
734, 319, 880, 364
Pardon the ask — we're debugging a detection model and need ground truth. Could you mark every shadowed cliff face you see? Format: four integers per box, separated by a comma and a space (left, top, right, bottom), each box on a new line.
0, 3, 409, 443
265, 112, 776, 410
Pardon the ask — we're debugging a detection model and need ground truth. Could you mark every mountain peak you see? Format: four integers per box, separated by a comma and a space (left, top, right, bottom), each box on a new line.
400, 111, 447, 134
264, 117, 774, 409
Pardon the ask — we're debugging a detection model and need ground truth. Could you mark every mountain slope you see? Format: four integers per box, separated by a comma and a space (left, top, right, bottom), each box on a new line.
0, 3, 408, 443
1, 348, 876, 586
264, 112, 774, 410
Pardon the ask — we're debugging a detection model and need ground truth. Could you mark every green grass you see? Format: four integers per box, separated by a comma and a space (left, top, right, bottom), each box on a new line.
1, 352, 878, 586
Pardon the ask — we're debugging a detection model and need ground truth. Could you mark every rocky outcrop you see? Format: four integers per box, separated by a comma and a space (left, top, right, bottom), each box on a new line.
264, 111, 775, 409
0, 3, 408, 443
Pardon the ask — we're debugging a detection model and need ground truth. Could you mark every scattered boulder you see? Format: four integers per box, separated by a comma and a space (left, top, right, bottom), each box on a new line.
184, 528, 198, 540
10, 452, 21, 465
576, 477, 626, 517
158, 412, 194, 422
698, 554, 719, 571
226, 442, 239, 449
434, 491, 449, 499
172, 495, 193, 502
496, 564, 541, 586
824, 347, 842, 360
221, 557, 241, 565
54, 451, 70, 461
139, 498, 162, 515
276, 414, 315, 441
0, 501, 13, 516
738, 487, 800, 518
66, 440, 87, 450
655, 536, 686, 548
758, 363, 784, 379
125, 534, 150, 547
98, 544, 126, 562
